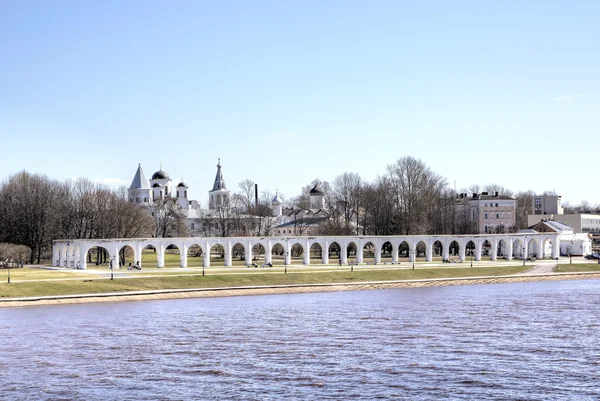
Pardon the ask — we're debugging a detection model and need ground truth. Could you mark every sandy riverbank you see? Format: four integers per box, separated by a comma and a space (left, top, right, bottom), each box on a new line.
2, 271, 600, 308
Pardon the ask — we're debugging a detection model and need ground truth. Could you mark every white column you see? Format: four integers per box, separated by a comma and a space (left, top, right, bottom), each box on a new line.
80, 246, 88, 270
459, 242, 466, 262
506, 240, 513, 261
475, 240, 482, 261
180, 244, 188, 267
374, 243, 382, 264
245, 243, 252, 266
303, 242, 310, 265
265, 241, 272, 265
322, 241, 329, 264
490, 239, 498, 261
203, 240, 210, 267
391, 243, 398, 264
158, 243, 165, 268
357, 243, 364, 264
425, 241, 432, 262
223, 242, 231, 267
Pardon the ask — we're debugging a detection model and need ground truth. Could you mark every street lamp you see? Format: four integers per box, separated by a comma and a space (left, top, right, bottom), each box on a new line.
411, 249, 415, 270
470, 247, 473, 268
523, 245, 526, 266
284, 251, 288, 274
7, 261, 11, 284
110, 256, 115, 280
569, 241, 573, 264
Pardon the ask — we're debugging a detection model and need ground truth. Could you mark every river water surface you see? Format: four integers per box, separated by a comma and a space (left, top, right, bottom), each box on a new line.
1, 280, 600, 400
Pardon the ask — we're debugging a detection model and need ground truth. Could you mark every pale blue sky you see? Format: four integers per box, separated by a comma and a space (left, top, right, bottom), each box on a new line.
1, 1, 598, 205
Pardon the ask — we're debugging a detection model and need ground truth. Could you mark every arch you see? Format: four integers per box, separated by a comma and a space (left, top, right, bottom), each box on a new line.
361, 241, 376, 264
346, 241, 357, 261
497, 239, 508, 259
142, 244, 159, 268
310, 243, 323, 265
415, 240, 427, 259
480, 240, 492, 260
381, 241, 393, 263
527, 238, 540, 259
449, 240, 460, 258
251, 243, 266, 264
512, 239, 524, 259
328, 242, 341, 264
231, 242, 246, 267
270, 242, 286, 266
542, 238, 554, 259
432, 240, 443, 258
290, 242, 304, 265
118, 244, 135, 269
209, 244, 225, 267
187, 243, 205, 268
163, 243, 181, 268
398, 241, 410, 260
465, 240, 476, 256
84, 245, 111, 269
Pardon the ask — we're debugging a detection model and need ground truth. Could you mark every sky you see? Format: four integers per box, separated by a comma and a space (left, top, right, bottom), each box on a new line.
1, 1, 599, 206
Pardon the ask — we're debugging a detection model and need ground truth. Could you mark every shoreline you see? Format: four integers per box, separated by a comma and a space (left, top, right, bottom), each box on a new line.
2, 271, 600, 308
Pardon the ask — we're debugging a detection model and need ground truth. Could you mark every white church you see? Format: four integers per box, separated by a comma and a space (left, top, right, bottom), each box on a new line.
127, 160, 332, 237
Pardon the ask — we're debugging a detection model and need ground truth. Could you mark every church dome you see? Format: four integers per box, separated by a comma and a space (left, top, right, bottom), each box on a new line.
177, 181, 187, 188
152, 170, 170, 180
152, 183, 163, 188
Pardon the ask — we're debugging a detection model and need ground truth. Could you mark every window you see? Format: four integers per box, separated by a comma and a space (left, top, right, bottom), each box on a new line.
191, 223, 195, 230
135, 197, 140, 203
495, 203, 498, 207
143, 197, 147, 202
484, 213, 488, 219
484, 225, 488, 233
496, 213, 500, 219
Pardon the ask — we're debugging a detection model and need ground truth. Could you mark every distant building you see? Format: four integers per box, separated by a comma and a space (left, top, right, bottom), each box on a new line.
532, 194, 563, 215
527, 193, 600, 253
527, 219, 592, 256
455, 192, 516, 234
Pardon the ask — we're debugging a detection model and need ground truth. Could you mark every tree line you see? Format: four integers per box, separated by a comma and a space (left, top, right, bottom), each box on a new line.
0, 171, 154, 263
2, 157, 597, 262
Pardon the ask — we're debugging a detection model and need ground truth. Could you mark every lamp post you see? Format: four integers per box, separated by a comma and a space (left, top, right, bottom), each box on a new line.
411, 249, 415, 270
523, 245, 526, 266
569, 241, 573, 264
7, 261, 10, 284
284, 251, 288, 274
110, 256, 114, 280
470, 247, 473, 268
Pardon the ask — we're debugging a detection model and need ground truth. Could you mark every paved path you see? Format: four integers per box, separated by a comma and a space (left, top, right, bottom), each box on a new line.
516, 261, 558, 276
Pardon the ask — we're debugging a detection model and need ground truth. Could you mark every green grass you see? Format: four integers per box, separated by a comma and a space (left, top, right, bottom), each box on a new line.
555, 263, 600, 273
0, 265, 530, 298
0, 268, 90, 281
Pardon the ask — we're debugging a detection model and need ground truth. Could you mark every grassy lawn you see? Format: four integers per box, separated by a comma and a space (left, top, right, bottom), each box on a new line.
0, 268, 91, 281
555, 263, 600, 273
0, 265, 529, 298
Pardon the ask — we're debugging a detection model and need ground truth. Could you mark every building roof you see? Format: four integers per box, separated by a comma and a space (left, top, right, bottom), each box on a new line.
272, 192, 282, 205
275, 217, 329, 228
527, 220, 573, 234
455, 192, 515, 204
177, 181, 188, 188
129, 164, 150, 190
310, 183, 324, 195
152, 182, 163, 188
210, 159, 228, 192
152, 170, 170, 180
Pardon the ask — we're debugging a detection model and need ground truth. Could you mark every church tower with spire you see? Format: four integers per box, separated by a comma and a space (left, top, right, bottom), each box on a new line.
128, 164, 151, 204
209, 159, 231, 210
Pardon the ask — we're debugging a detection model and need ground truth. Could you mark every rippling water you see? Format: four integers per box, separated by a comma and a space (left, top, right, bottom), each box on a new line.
2, 280, 600, 400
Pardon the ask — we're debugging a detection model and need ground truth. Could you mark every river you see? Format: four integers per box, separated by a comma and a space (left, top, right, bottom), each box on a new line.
1, 280, 600, 400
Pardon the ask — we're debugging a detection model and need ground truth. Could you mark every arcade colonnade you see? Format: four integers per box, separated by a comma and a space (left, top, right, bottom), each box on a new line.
53, 234, 560, 270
